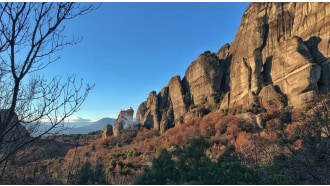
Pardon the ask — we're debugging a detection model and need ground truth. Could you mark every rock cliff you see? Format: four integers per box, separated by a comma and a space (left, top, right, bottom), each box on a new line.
113, 108, 134, 137
227, 2, 330, 109
0, 109, 30, 154
133, 2, 330, 134
184, 53, 225, 106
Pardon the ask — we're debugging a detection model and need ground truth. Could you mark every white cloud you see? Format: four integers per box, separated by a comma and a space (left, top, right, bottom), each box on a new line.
38, 116, 97, 123
65, 116, 97, 123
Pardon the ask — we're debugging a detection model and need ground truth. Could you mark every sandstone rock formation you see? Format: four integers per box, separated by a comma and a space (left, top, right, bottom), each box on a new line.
184, 53, 224, 107
134, 2, 330, 134
168, 76, 188, 122
227, 2, 330, 109
258, 84, 282, 109
113, 108, 134, 137
135, 91, 159, 130
136, 88, 174, 134
102, 124, 113, 138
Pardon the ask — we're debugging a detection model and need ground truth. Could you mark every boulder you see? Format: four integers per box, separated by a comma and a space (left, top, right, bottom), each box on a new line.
236, 112, 264, 130
102, 124, 113, 138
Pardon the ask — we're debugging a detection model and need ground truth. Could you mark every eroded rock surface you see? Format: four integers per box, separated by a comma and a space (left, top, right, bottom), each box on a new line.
102, 124, 113, 139
168, 76, 188, 121
113, 108, 134, 137
132, 2, 330, 134
135, 91, 159, 130
228, 2, 330, 108
184, 54, 224, 106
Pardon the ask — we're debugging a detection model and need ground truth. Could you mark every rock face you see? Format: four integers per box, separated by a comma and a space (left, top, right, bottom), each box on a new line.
258, 84, 282, 109
271, 36, 321, 107
134, 2, 330, 134
102, 124, 113, 139
136, 87, 174, 134
228, 2, 330, 109
184, 54, 225, 106
113, 108, 134, 137
0, 109, 30, 154
168, 76, 188, 122
135, 91, 159, 130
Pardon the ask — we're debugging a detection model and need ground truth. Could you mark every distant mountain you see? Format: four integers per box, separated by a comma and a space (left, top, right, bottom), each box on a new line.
59, 118, 116, 135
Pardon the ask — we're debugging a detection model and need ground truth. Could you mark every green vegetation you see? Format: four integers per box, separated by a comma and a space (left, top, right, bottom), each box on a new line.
210, 91, 224, 104
135, 137, 292, 184
188, 103, 199, 111
224, 107, 251, 115
160, 108, 168, 118
174, 115, 184, 125
277, 92, 288, 107
200, 50, 216, 57
6, 94, 328, 185
302, 102, 316, 112
68, 161, 108, 184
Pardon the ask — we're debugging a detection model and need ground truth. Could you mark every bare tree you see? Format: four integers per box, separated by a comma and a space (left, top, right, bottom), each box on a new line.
0, 2, 97, 182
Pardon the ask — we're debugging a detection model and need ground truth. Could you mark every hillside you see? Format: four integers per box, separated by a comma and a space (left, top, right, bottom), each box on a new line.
1, 2, 329, 185
118, 2, 330, 136
59, 118, 115, 134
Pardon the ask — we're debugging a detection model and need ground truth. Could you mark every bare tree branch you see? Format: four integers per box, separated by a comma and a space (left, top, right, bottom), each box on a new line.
0, 2, 98, 183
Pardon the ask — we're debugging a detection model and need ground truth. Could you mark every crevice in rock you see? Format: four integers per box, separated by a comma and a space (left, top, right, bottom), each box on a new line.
243, 57, 252, 90
220, 54, 232, 93
262, 55, 273, 84
254, 12, 269, 95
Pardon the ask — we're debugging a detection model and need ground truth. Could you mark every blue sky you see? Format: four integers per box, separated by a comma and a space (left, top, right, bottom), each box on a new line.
41, 2, 250, 121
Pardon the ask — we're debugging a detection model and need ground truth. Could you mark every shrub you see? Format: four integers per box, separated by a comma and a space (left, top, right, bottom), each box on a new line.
211, 103, 221, 111
228, 108, 236, 115
200, 108, 210, 117
188, 104, 199, 111
109, 159, 116, 170
277, 93, 288, 107
215, 119, 227, 134
302, 102, 316, 113
223, 109, 229, 115
69, 161, 108, 184
136, 138, 292, 184
210, 91, 224, 104
200, 50, 216, 57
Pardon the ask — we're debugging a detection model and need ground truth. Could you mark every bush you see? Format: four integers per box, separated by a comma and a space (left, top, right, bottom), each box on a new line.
211, 103, 221, 111
302, 102, 316, 113
135, 138, 292, 184
68, 161, 108, 184
188, 104, 199, 111
109, 159, 116, 170
223, 109, 229, 115
210, 91, 224, 104
277, 93, 288, 107
200, 50, 216, 57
